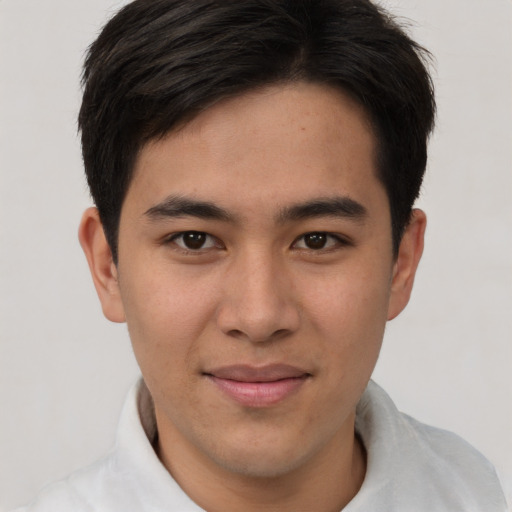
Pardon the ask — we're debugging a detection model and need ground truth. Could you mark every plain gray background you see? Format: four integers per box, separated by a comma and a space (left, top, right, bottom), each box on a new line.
1, 0, 511, 509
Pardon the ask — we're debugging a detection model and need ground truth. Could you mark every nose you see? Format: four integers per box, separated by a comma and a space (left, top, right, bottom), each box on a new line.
216, 249, 301, 343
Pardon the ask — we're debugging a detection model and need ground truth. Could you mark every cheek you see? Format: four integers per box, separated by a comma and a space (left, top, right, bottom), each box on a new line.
307, 261, 390, 321
117, 263, 220, 379
303, 263, 391, 365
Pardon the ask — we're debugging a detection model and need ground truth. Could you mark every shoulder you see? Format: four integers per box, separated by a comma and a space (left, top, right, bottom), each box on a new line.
9, 461, 103, 512
10, 383, 142, 512
9, 449, 151, 512
352, 381, 508, 511
401, 410, 497, 476
9, 380, 197, 512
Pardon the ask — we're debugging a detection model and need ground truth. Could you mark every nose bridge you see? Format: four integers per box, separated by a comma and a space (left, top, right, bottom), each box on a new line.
216, 244, 299, 342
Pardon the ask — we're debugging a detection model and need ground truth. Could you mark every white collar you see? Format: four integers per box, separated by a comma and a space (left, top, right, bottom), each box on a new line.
109, 379, 506, 511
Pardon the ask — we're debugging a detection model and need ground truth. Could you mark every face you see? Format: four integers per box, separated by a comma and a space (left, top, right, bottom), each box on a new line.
81, 82, 424, 482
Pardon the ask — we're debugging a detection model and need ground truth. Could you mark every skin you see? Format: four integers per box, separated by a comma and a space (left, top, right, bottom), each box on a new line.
79, 82, 425, 512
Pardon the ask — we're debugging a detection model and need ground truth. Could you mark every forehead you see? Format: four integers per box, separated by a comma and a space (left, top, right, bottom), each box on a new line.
126, 82, 383, 219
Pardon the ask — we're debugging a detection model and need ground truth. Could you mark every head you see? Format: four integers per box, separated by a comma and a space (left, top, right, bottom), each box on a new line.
78, 0, 434, 505
79, 0, 435, 264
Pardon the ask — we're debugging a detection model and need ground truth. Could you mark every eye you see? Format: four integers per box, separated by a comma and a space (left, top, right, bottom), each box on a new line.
169, 231, 219, 251
293, 232, 345, 250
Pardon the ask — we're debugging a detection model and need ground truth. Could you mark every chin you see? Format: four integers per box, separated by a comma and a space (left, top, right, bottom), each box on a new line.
217, 453, 304, 479
206, 435, 314, 479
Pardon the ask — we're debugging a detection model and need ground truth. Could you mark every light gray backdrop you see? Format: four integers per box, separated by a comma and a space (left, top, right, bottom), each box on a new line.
1, 0, 511, 509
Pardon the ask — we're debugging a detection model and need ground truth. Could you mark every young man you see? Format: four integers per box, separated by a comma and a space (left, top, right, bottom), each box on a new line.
13, 0, 507, 510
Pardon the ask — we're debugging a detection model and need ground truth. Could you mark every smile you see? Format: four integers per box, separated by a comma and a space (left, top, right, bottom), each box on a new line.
204, 364, 311, 407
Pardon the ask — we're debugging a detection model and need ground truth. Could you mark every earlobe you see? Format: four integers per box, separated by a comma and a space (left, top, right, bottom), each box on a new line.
78, 207, 126, 323
387, 209, 426, 321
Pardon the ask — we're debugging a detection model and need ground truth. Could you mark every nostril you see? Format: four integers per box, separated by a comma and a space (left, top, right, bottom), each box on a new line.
216, 290, 301, 343
226, 327, 292, 343
273, 329, 291, 339
227, 329, 245, 339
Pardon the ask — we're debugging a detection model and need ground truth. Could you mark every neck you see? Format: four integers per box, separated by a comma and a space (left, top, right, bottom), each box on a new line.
156, 413, 366, 512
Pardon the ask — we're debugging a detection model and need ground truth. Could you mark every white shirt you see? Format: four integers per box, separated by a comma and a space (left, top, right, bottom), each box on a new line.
14, 380, 508, 512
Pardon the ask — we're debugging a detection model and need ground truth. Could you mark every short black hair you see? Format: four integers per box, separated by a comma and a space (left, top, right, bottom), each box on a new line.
79, 0, 435, 262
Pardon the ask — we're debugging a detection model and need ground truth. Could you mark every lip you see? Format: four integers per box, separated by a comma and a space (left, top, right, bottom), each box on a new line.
204, 364, 311, 407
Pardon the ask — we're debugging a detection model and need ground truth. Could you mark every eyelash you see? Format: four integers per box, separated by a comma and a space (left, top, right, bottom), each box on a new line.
292, 232, 351, 251
166, 231, 223, 252
164, 230, 351, 254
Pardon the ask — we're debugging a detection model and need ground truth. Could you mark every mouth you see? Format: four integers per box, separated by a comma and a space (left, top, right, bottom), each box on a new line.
203, 364, 311, 407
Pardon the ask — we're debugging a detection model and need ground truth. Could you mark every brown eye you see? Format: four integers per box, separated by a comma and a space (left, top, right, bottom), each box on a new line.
304, 233, 328, 249
172, 231, 217, 250
293, 232, 346, 251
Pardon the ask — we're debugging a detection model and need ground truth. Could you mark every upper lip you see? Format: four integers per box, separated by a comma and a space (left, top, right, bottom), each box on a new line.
204, 364, 310, 382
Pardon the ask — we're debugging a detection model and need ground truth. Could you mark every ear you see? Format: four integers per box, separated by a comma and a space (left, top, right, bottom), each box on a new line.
387, 208, 426, 321
78, 207, 126, 323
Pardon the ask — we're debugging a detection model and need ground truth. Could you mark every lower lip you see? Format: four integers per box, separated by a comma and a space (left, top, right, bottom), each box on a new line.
208, 376, 308, 407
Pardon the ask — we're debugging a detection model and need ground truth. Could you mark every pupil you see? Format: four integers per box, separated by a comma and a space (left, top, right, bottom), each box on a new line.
184, 232, 206, 249
305, 233, 326, 249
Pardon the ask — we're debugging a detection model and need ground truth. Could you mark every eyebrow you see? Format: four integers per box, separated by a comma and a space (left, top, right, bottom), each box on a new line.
144, 195, 235, 222
277, 196, 367, 223
144, 194, 367, 224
